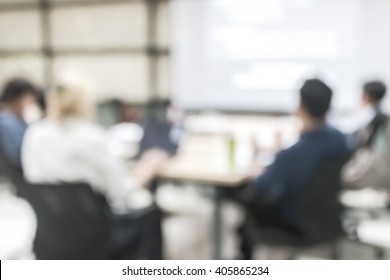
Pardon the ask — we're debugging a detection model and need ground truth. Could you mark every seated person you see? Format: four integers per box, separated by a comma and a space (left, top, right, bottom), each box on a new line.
240, 79, 350, 259
21, 84, 168, 259
341, 82, 390, 191
337, 81, 387, 148
139, 99, 184, 157
0, 78, 37, 168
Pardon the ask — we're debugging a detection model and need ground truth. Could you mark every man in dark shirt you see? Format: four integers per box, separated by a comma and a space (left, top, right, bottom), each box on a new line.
0, 78, 37, 168
240, 79, 350, 258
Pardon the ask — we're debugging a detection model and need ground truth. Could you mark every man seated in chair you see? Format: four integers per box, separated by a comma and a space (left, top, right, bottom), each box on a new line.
0, 78, 37, 169
336, 81, 387, 148
240, 79, 350, 259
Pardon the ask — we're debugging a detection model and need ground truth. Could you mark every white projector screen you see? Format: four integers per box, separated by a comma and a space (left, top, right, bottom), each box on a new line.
171, 0, 390, 113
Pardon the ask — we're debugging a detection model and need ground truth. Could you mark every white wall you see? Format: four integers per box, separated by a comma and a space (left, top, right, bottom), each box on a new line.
359, 0, 390, 113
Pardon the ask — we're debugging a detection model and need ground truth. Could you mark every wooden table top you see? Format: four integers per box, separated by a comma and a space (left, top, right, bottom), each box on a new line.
157, 158, 252, 187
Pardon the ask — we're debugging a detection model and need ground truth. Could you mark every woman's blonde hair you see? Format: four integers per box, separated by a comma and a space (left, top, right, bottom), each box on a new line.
47, 84, 93, 122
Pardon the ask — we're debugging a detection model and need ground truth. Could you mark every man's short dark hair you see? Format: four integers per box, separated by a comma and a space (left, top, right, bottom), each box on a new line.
363, 81, 386, 105
300, 79, 333, 119
1, 78, 36, 103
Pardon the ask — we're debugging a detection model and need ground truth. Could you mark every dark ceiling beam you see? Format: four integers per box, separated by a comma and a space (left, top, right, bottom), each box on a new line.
0, 2, 38, 12
0, 0, 151, 12
0, 48, 169, 57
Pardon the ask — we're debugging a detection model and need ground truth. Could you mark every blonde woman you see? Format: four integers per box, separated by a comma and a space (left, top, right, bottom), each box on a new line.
21, 84, 168, 259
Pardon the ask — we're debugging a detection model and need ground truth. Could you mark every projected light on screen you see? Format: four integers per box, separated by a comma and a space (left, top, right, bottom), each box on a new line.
213, 0, 286, 24
172, 0, 360, 112
232, 63, 315, 91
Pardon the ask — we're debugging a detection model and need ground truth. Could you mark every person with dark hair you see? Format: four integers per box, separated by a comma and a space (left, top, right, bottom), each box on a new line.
238, 79, 350, 259
340, 81, 390, 190
139, 98, 184, 158
337, 81, 387, 140
363, 81, 387, 107
0, 78, 37, 168
354, 81, 388, 148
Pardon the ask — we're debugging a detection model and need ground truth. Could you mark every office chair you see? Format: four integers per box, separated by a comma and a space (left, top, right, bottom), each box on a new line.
0, 153, 110, 260
242, 157, 348, 259
27, 183, 110, 260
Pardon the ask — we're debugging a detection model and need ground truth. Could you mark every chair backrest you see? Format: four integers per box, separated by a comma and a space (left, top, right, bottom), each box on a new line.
293, 157, 348, 243
359, 113, 389, 148
0, 152, 110, 259
0, 150, 24, 192
27, 183, 110, 260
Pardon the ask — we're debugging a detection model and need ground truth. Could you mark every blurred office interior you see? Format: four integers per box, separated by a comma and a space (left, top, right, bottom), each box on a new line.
1, 0, 390, 260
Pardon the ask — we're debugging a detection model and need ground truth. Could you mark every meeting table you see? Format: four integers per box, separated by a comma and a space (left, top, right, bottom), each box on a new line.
157, 158, 252, 260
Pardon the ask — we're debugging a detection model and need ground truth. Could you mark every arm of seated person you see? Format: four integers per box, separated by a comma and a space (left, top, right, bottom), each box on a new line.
132, 149, 169, 188
245, 150, 289, 206
0, 120, 25, 168
79, 131, 168, 210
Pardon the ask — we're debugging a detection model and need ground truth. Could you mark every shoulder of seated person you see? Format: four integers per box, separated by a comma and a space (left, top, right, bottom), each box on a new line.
28, 118, 104, 136
26, 118, 52, 132
0, 112, 21, 126
49, 117, 103, 132
274, 147, 295, 160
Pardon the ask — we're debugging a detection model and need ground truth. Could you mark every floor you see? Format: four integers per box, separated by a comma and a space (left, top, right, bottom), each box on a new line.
157, 183, 390, 260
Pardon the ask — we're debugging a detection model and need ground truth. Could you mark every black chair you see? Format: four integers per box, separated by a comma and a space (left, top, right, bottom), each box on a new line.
0, 153, 111, 260
358, 112, 389, 148
27, 183, 110, 260
242, 157, 348, 259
